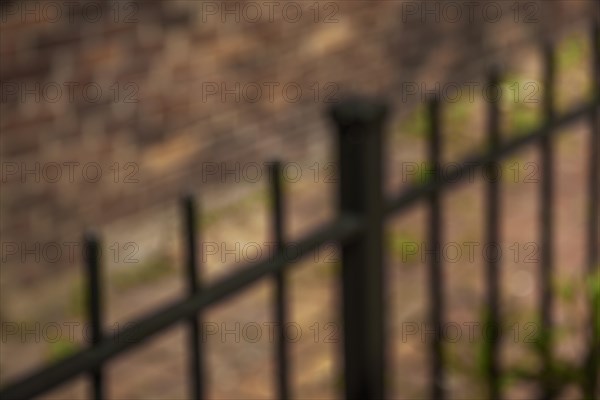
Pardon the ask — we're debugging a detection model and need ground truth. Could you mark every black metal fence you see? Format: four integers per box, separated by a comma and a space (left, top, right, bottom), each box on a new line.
1, 23, 598, 400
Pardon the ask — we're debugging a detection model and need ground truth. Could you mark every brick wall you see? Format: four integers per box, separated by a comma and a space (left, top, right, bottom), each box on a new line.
0, 0, 596, 281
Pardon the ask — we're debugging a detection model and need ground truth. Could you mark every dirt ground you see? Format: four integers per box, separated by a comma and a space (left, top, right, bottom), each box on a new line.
1, 30, 598, 399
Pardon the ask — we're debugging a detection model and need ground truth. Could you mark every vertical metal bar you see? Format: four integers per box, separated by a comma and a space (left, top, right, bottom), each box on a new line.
540, 42, 555, 400
427, 96, 445, 400
269, 161, 289, 400
183, 195, 203, 400
584, 20, 600, 400
485, 67, 502, 400
329, 97, 387, 400
84, 231, 104, 400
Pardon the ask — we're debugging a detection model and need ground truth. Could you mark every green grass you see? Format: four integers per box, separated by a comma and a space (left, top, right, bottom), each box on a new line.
46, 337, 80, 362
316, 261, 341, 278
69, 255, 176, 314
510, 103, 541, 133
554, 278, 576, 303
557, 33, 586, 70
407, 162, 435, 186
500, 75, 543, 135
67, 278, 85, 318
396, 104, 429, 138
386, 229, 420, 264
394, 33, 593, 143
444, 98, 472, 136
477, 271, 600, 395
586, 269, 600, 335
200, 187, 268, 229
396, 98, 473, 141
110, 255, 174, 291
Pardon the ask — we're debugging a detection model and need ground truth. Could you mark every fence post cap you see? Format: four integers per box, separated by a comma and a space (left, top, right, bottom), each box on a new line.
488, 63, 504, 81
83, 230, 101, 261
181, 190, 195, 203
328, 96, 388, 129
83, 229, 100, 243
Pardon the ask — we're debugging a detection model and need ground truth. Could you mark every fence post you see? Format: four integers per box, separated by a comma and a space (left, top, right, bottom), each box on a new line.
584, 19, 600, 400
269, 161, 290, 400
427, 96, 445, 400
84, 231, 104, 400
485, 67, 502, 400
329, 97, 388, 400
182, 194, 204, 400
540, 42, 556, 400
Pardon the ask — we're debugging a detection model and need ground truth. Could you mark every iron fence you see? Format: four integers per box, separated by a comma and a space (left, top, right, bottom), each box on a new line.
1, 22, 598, 400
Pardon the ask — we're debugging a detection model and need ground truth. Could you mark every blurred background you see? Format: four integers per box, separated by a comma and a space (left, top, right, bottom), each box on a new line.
1, 0, 598, 399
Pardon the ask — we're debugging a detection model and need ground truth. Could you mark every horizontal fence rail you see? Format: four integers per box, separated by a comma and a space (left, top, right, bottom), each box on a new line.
385, 101, 596, 215
0, 216, 363, 400
1, 23, 599, 400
